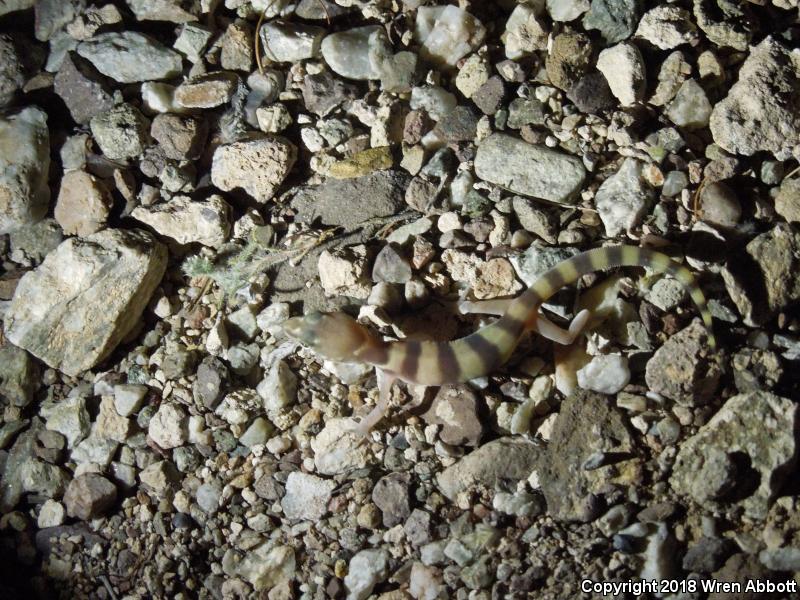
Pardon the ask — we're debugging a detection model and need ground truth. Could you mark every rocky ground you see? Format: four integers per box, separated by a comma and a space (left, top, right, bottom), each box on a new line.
1, 0, 800, 599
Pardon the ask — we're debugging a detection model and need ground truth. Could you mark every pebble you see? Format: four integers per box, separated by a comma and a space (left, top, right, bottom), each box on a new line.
594, 158, 654, 237
256, 104, 292, 134
321, 26, 388, 80
475, 133, 586, 204
281, 471, 335, 520
661, 170, 688, 197
697, 181, 741, 228
775, 177, 800, 223
211, 136, 297, 203
414, 5, 486, 67
636, 6, 698, 50
196, 481, 222, 514
54, 170, 112, 236
666, 79, 712, 129
174, 72, 237, 109
64, 474, 117, 520
0, 106, 50, 235
258, 361, 297, 412
577, 354, 631, 394
504, 3, 548, 59
567, 71, 616, 115
344, 549, 389, 600
260, 21, 324, 63
132, 195, 232, 247
372, 243, 412, 284
546, 32, 593, 91
37, 499, 66, 528
77, 32, 183, 83
582, 0, 639, 43
758, 547, 800, 572
596, 42, 646, 107
547, 0, 590, 22
471, 76, 507, 115
148, 402, 188, 449
0, 344, 38, 407
455, 54, 490, 98
54, 53, 115, 124
90, 103, 150, 161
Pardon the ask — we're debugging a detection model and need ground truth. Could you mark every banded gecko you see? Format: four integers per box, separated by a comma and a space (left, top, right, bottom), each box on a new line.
284, 245, 715, 435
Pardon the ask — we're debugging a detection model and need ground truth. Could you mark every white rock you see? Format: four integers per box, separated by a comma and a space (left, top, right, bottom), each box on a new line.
41, 395, 91, 449
234, 543, 295, 592
211, 136, 297, 203
596, 42, 646, 107
0, 0, 34, 18
77, 31, 183, 83
321, 25, 389, 80
594, 158, 654, 237
455, 54, 490, 98
665, 79, 712, 129
132, 195, 231, 247
260, 21, 325, 62
410, 86, 458, 122
281, 471, 336, 520
141, 82, 186, 114
414, 5, 486, 67
312, 418, 374, 475
0, 106, 50, 235
577, 354, 631, 394
257, 360, 297, 412
37, 499, 66, 528
318, 245, 372, 299
344, 549, 389, 600
148, 402, 188, 449
196, 481, 221, 513
547, 0, 590, 22
256, 104, 293, 133
504, 3, 549, 59
114, 384, 148, 417
5, 229, 167, 376
635, 5, 699, 50
256, 303, 290, 336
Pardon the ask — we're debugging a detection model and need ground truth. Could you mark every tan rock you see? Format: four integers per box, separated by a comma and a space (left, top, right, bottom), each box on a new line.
54, 170, 112, 236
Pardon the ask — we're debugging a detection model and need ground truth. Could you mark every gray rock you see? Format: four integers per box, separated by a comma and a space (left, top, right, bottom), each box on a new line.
261, 21, 324, 63
594, 158, 655, 236
0, 0, 34, 18
475, 133, 586, 204
434, 105, 479, 142
671, 391, 797, 519
148, 402, 188, 449
0, 421, 40, 511
71, 433, 118, 466
683, 537, 733, 573
471, 75, 506, 115
344, 549, 389, 600
196, 481, 222, 514
636, 6, 699, 50
0, 34, 24, 108
113, 384, 148, 417
721, 223, 800, 326
5, 229, 167, 376
127, 0, 197, 22
77, 31, 183, 83
132, 195, 231, 247
414, 5, 485, 68
54, 52, 115, 124
437, 437, 542, 501
139, 460, 179, 496
150, 113, 208, 161
89, 103, 150, 161
645, 320, 720, 406
63, 474, 117, 520
281, 471, 335, 520
693, 0, 752, 51
504, 3, 548, 59
94, 395, 132, 442
311, 418, 376, 476
0, 106, 50, 235
372, 472, 411, 527
422, 385, 483, 447
301, 71, 358, 117
41, 395, 91, 448
539, 390, 636, 522
758, 547, 800, 572
709, 37, 800, 159
567, 71, 616, 114
240, 417, 272, 447
666, 79, 712, 130
295, 0, 352, 19
35, 0, 84, 42
697, 181, 741, 228
211, 136, 297, 203
507, 97, 545, 129
372, 243, 412, 284
775, 177, 800, 224
582, 0, 638, 44
731, 348, 782, 394
547, 0, 590, 22
0, 344, 38, 407
321, 25, 388, 80
193, 357, 228, 410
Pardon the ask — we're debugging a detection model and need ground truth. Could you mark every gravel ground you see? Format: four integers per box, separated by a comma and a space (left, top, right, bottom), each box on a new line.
1, 1, 800, 599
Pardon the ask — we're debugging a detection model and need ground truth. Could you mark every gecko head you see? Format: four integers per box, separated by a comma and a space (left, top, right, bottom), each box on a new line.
283, 312, 371, 362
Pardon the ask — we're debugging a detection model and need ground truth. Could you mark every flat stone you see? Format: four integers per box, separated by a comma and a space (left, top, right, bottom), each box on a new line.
583, 0, 639, 43
54, 170, 112, 236
132, 194, 231, 247
0, 106, 50, 235
437, 437, 542, 501
77, 31, 183, 83
127, 0, 197, 23
709, 37, 800, 160
671, 391, 797, 519
261, 21, 324, 63
5, 229, 167, 376
594, 158, 655, 237
328, 146, 393, 179
174, 72, 237, 109
474, 133, 586, 204
63, 474, 117, 520
636, 5, 699, 50
281, 471, 335, 520
211, 136, 296, 203
321, 26, 388, 80
54, 52, 115, 124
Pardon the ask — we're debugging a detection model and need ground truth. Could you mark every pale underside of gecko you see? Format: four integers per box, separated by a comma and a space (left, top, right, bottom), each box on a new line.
284, 245, 715, 436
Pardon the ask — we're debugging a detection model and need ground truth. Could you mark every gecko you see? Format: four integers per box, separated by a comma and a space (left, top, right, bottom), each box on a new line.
283, 245, 715, 436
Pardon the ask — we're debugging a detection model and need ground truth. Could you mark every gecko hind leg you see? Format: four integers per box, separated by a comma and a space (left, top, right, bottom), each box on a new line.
458, 297, 514, 317
349, 369, 397, 438
533, 309, 591, 345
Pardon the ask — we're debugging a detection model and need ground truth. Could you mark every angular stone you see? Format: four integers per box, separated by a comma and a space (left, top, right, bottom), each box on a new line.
0, 344, 38, 407
148, 402, 188, 449
545, 32, 593, 91
77, 31, 183, 83
132, 195, 231, 247
583, 0, 638, 44
636, 5, 699, 50
0, 34, 24, 108
64, 473, 117, 520
0, 0, 34, 18
321, 25, 388, 80
281, 471, 335, 520
0, 106, 50, 235
547, 0, 590, 21
671, 392, 797, 519
261, 21, 324, 63
174, 72, 237, 109
89, 103, 150, 161
665, 79, 712, 129
474, 133, 586, 204
414, 6, 486, 67
594, 158, 654, 237
54, 170, 112, 236
301, 71, 358, 117
693, 0, 752, 51
127, 0, 197, 23
211, 136, 296, 203
5, 229, 167, 376
150, 113, 208, 161
709, 37, 800, 159
54, 52, 115, 124
504, 3, 548, 59
596, 42, 646, 107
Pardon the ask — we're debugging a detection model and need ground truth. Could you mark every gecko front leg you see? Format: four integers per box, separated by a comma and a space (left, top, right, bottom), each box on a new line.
350, 368, 397, 437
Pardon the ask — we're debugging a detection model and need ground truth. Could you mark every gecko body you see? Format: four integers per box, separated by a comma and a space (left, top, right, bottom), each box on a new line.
284, 246, 715, 434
